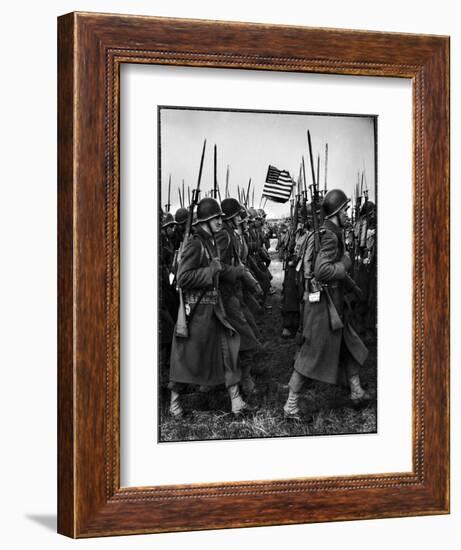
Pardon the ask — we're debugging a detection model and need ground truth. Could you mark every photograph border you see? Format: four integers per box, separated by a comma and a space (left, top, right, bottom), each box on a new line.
57, 12, 449, 537
156, 104, 379, 444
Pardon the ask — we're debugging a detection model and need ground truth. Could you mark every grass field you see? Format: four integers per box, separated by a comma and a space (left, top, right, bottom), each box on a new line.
159, 247, 377, 443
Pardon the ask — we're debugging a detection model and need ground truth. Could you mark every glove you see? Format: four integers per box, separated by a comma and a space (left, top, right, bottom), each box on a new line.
209, 258, 223, 276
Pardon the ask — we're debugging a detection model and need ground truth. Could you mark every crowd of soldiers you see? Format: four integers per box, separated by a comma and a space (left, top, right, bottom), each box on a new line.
160, 199, 274, 418
160, 182, 377, 422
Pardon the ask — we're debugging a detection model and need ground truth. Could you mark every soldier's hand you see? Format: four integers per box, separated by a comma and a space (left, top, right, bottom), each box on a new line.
255, 283, 263, 296
209, 258, 223, 275
234, 264, 245, 277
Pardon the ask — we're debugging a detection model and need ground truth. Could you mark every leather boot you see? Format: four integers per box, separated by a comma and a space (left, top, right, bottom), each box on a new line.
228, 384, 252, 417
169, 390, 184, 419
349, 374, 371, 409
241, 364, 255, 396
283, 388, 302, 420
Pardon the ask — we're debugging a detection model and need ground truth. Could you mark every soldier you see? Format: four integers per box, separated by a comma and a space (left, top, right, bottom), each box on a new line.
216, 198, 264, 394
160, 212, 179, 324
283, 189, 371, 420
174, 206, 189, 246
238, 206, 264, 319
355, 200, 377, 342
159, 211, 179, 386
276, 222, 289, 258
247, 207, 273, 307
168, 198, 251, 418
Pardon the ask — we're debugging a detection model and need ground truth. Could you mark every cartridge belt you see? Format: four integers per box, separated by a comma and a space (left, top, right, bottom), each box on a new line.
321, 282, 339, 289
185, 289, 218, 305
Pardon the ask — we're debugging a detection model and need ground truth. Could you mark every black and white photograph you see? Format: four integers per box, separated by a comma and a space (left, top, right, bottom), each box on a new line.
158, 106, 377, 442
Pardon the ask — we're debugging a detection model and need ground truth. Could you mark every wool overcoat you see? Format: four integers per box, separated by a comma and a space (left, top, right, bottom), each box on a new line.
169, 227, 241, 388
215, 224, 261, 352
294, 220, 368, 385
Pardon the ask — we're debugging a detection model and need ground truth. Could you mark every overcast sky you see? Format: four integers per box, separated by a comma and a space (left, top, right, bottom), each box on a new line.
159, 107, 376, 219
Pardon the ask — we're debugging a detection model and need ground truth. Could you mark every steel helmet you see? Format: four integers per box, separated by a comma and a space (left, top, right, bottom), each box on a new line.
322, 189, 350, 219
247, 207, 258, 220
221, 198, 243, 221
238, 205, 248, 220
195, 197, 223, 224
360, 200, 375, 217
175, 207, 189, 225
161, 212, 177, 228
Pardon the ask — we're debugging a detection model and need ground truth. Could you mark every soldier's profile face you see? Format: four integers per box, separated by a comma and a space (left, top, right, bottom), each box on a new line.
209, 216, 223, 233
339, 206, 350, 227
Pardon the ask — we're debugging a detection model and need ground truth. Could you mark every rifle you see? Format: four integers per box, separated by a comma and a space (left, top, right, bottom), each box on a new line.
324, 143, 328, 194
307, 130, 343, 330
302, 156, 308, 201
165, 174, 171, 212
246, 178, 252, 207
213, 144, 217, 199
225, 165, 230, 198
307, 130, 320, 253
175, 139, 207, 338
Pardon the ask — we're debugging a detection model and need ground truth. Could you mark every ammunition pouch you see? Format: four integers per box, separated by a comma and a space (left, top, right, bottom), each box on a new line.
185, 289, 218, 305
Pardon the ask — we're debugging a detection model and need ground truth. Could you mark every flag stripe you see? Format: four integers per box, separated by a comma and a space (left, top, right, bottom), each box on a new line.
263, 164, 294, 203
263, 183, 293, 192
263, 186, 291, 198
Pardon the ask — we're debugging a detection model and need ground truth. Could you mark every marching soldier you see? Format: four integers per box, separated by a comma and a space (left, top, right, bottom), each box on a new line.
354, 200, 377, 342
160, 212, 179, 325
236, 206, 264, 321
247, 207, 273, 307
174, 206, 189, 246
280, 221, 301, 338
216, 198, 264, 394
159, 211, 179, 385
283, 189, 371, 420
168, 198, 251, 418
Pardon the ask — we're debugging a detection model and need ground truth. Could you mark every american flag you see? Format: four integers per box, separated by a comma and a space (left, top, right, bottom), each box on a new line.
262, 165, 294, 203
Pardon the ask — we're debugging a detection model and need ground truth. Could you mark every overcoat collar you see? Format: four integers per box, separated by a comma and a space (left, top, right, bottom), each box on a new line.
323, 218, 344, 237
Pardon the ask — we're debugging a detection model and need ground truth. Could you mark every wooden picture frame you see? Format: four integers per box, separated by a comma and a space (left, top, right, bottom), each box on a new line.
57, 12, 450, 537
